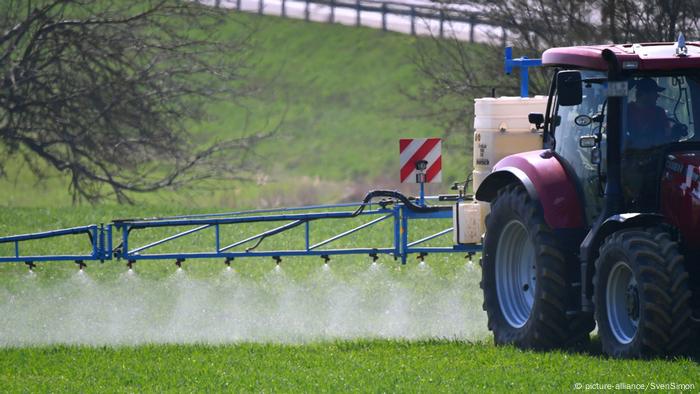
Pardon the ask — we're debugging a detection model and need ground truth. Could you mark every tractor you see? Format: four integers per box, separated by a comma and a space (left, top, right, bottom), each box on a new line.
476, 38, 700, 358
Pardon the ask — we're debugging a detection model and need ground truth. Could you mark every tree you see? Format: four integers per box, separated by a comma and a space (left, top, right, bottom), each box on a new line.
411, 35, 518, 139
470, 0, 700, 48
600, 0, 700, 43
0, 0, 271, 203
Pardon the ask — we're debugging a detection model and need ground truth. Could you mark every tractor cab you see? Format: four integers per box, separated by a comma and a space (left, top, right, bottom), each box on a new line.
549, 68, 700, 219
542, 41, 700, 243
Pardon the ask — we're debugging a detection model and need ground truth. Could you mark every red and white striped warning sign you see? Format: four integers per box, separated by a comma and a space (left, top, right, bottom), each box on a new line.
399, 138, 442, 183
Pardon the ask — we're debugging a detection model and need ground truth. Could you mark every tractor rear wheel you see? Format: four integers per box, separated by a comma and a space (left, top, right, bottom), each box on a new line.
481, 184, 592, 350
594, 228, 693, 358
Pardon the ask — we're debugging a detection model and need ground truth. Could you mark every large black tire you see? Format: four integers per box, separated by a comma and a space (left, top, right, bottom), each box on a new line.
594, 227, 693, 358
481, 184, 593, 350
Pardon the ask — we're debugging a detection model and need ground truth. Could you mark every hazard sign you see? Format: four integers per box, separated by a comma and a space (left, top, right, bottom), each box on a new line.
399, 138, 442, 183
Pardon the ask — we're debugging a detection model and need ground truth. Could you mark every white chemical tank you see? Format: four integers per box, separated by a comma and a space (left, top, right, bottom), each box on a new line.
472, 96, 548, 191
454, 95, 547, 245
473, 96, 547, 226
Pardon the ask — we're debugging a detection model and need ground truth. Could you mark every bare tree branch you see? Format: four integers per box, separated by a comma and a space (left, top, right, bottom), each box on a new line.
0, 0, 272, 203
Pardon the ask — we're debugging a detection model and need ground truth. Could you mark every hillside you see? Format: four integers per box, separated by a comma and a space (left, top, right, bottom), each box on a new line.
0, 12, 487, 209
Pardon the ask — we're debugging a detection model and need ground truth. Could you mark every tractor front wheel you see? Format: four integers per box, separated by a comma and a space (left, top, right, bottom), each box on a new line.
481, 184, 590, 350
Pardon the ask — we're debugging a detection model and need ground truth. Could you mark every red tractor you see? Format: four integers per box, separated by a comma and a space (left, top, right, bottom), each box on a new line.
476, 39, 700, 358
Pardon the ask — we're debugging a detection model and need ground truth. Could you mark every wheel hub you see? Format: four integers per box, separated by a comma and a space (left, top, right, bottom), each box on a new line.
495, 220, 536, 329
625, 284, 640, 322
606, 261, 639, 344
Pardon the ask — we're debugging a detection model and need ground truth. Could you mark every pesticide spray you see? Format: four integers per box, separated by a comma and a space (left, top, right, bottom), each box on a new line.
0, 260, 487, 346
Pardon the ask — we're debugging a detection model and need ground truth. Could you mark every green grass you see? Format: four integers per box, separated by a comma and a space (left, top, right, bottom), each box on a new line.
0, 341, 698, 392
0, 12, 484, 208
1, 207, 699, 392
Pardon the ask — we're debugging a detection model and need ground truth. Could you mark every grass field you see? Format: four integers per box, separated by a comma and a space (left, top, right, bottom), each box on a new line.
1, 207, 699, 392
0, 341, 698, 392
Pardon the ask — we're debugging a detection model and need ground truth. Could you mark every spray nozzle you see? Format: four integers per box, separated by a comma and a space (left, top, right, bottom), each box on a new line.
466, 253, 475, 264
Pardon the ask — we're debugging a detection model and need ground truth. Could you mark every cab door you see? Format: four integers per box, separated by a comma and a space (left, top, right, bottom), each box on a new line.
552, 71, 608, 226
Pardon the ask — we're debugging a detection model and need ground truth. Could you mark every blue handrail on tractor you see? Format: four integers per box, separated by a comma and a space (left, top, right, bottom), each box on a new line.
504, 46, 542, 98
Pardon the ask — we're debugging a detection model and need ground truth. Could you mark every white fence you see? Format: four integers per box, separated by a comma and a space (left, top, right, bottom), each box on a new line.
200, 0, 506, 44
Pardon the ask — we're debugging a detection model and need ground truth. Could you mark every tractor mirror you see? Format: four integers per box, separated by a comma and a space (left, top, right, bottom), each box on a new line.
557, 71, 582, 106
528, 113, 544, 129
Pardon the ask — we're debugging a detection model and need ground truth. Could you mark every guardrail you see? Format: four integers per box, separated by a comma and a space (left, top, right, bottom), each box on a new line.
207, 0, 506, 44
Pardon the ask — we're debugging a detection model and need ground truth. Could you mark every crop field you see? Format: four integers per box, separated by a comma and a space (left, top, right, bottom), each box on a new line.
1, 341, 698, 392
1, 9, 699, 394
1, 207, 699, 392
